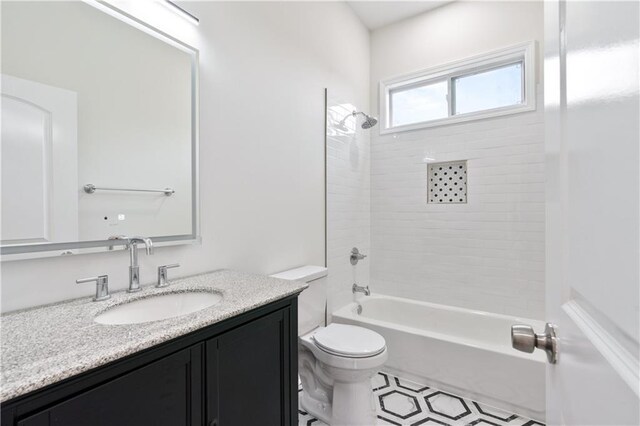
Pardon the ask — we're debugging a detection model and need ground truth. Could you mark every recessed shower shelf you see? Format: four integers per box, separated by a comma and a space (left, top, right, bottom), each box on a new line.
427, 160, 467, 204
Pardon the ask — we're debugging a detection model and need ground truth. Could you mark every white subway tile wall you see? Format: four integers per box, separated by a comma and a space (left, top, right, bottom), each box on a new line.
326, 96, 371, 319
369, 88, 545, 319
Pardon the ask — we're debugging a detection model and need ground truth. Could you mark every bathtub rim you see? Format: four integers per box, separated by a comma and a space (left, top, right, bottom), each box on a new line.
332, 293, 547, 363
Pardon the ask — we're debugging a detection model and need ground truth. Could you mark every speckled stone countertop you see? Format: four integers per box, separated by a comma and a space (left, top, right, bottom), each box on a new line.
0, 269, 307, 402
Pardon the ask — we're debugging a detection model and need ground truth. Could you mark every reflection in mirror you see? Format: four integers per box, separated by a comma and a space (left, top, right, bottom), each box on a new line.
1, 1, 198, 258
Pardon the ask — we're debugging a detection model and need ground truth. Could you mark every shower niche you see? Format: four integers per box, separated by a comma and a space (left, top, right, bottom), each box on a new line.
427, 160, 467, 204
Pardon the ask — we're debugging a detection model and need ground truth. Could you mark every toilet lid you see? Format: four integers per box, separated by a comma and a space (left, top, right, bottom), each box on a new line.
313, 324, 386, 358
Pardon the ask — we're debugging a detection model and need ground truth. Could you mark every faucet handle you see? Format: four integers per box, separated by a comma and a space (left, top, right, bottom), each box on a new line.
350, 247, 367, 265
77, 275, 110, 301
157, 264, 180, 288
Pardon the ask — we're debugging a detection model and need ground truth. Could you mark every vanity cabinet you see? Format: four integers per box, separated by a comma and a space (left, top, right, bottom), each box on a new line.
207, 309, 292, 426
1, 297, 298, 426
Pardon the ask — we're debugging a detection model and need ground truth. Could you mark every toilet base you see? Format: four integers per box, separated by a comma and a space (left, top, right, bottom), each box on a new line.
300, 381, 376, 426
298, 340, 387, 425
300, 377, 378, 426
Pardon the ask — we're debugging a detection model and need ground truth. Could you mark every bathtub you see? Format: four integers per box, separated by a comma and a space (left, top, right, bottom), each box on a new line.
332, 294, 546, 421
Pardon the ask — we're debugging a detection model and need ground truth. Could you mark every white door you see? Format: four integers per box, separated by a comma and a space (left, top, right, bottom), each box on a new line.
541, 1, 639, 425
1, 75, 78, 246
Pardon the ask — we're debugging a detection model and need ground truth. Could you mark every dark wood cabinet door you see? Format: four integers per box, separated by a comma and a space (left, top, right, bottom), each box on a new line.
206, 308, 294, 426
17, 345, 203, 426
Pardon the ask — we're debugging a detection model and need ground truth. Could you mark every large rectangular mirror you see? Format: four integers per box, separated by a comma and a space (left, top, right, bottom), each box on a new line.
1, 1, 199, 258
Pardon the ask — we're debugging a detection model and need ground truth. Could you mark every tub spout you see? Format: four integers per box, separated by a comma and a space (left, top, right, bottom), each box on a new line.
352, 283, 370, 296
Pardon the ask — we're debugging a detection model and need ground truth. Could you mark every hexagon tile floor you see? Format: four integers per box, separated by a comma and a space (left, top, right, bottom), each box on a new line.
298, 372, 545, 426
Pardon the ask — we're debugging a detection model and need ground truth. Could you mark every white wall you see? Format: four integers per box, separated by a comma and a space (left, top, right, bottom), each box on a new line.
326, 94, 371, 319
0, 1, 370, 313
369, 1, 546, 318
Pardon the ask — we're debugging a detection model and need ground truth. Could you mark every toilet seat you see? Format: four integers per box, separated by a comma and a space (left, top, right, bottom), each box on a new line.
312, 324, 386, 358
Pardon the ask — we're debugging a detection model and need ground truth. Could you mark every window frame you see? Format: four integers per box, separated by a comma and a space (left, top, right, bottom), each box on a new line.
379, 41, 536, 134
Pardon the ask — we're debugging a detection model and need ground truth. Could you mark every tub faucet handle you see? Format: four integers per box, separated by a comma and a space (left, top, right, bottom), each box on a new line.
350, 247, 367, 265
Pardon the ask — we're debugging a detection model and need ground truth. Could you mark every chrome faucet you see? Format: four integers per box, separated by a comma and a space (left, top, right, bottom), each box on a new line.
352, 283, 371, 296
350, 247, 367, 265
128, 237, 153, 292
114, 236, 154, 292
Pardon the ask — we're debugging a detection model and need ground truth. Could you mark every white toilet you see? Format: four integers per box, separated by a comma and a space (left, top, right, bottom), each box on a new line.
271, 266, 388, 426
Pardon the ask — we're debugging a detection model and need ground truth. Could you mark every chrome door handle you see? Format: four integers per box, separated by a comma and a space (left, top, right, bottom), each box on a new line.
511, 322, 559, 364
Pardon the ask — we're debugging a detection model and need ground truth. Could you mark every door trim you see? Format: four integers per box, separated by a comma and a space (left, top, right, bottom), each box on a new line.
563, 300, 640, 396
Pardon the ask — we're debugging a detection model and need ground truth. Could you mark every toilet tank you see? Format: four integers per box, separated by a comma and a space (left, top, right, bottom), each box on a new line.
270, 265, 327, 336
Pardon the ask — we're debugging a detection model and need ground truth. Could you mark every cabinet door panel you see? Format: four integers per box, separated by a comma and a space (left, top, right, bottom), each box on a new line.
18, 345, 202, 426
16, 411, 48, 426
207, 309, 291, 426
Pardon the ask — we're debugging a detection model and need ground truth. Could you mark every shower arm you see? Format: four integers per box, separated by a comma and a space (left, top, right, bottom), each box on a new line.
337, 111, 369, 126
337, 111, 360, 126
335, 110, 378, 130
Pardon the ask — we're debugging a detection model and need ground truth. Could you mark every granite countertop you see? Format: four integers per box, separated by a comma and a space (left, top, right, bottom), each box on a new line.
0, 269, 307, 402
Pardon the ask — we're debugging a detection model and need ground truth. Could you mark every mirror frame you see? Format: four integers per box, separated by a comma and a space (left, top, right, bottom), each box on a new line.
1, 0, 200, 260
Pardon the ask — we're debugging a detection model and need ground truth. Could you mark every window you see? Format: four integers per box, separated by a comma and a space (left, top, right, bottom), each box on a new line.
380, 42, 535, 133
390, 80, 448, 127
453, 62, 523, 115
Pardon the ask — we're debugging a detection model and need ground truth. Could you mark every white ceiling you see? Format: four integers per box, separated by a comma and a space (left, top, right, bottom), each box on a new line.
346, 1, 453, 30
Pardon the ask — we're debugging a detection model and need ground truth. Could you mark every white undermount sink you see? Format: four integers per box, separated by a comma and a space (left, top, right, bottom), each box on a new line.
94, 291, 222, 325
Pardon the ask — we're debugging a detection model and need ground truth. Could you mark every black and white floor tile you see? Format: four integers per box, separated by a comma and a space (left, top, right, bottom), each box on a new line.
298, 372, 544, 426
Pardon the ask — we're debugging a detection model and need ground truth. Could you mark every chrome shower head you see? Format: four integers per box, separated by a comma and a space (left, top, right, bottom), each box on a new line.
361, 114, 378, 129
340, 110, 378, 130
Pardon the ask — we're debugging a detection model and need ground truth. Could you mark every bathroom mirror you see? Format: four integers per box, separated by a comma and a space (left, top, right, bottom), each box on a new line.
0, 1, 199, 258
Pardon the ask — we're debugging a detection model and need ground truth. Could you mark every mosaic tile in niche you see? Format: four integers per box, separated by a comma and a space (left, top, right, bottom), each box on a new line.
427, 160, 467, 204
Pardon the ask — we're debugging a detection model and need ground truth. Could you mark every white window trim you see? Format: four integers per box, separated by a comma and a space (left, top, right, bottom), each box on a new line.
379, 41, 537, 134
